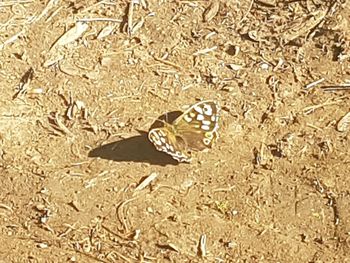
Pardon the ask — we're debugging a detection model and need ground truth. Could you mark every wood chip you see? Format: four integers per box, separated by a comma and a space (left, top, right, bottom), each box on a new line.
203, 2, 220, 22
337, 111, 350, 132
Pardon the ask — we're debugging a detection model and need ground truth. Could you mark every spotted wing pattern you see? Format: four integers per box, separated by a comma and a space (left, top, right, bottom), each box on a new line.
148, 127, 192, 162
148, 100, 220, 162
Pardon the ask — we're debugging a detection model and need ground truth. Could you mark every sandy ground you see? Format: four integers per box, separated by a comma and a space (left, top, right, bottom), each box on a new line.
1, 0, 350, 262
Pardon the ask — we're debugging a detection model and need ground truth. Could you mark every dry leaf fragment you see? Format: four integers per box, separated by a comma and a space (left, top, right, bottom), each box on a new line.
227, 63, 243, 71
337, 111, 350, 132
97, 23, 117, 40
43, 52, 64, 67
166, 243, 180, 252
14, 68, 34, 99
157, 243, 180, 252
59, 62, 82, 76
203, 2, 220, 22
131, 17, 145, 35
53, 22, 89, 48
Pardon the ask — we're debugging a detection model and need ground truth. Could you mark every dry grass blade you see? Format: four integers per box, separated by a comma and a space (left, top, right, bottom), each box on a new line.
0, 0, 33, 7
302, 97, 346, 115
203, 2, 220, 22
116, 197, 138, 232
337, 111, 350, 132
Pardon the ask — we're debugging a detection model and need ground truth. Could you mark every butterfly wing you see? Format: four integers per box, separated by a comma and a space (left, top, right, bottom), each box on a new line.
173, 100, 220, 151
148, 127, 192, 162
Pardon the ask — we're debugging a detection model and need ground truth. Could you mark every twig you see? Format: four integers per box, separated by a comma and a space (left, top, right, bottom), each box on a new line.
193, 46, 217, 56
127, 0, 134, 35
77, 18, 123, 23
134, 172, 158, 192
304, 78, 325, 89
321, 85, 350, 92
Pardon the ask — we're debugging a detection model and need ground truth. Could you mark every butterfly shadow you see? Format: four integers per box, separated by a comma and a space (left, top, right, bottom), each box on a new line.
88, 111, 184, 166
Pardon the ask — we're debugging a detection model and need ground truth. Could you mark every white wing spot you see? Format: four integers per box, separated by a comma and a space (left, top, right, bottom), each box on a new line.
211, 115, 216, 122
152, 131, 160, 140
169, 145, 174, 152
201, 125, 210, 131
202, 120, 211, 125
203, 105, 213, 116
194, 105, 203, 114
155, 139, 162, 146
184, 114, 192, 122
160, 137, 166, 143
197, 114, 205, 121
189, 112, 196, 118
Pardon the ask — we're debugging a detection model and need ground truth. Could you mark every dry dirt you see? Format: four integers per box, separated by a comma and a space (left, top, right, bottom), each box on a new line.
1, 0, 350, 262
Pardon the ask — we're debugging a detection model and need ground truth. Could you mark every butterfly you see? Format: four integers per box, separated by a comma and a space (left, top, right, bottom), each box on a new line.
148, 100, 220, 162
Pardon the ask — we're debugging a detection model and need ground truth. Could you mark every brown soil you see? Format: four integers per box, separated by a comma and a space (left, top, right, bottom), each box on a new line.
1, 0, 350, 262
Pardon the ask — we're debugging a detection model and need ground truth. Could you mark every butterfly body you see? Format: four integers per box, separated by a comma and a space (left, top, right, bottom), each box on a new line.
148, 100, 220, 162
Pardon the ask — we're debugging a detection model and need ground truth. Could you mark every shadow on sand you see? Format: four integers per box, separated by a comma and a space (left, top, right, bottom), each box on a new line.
88, 111, 184, 166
